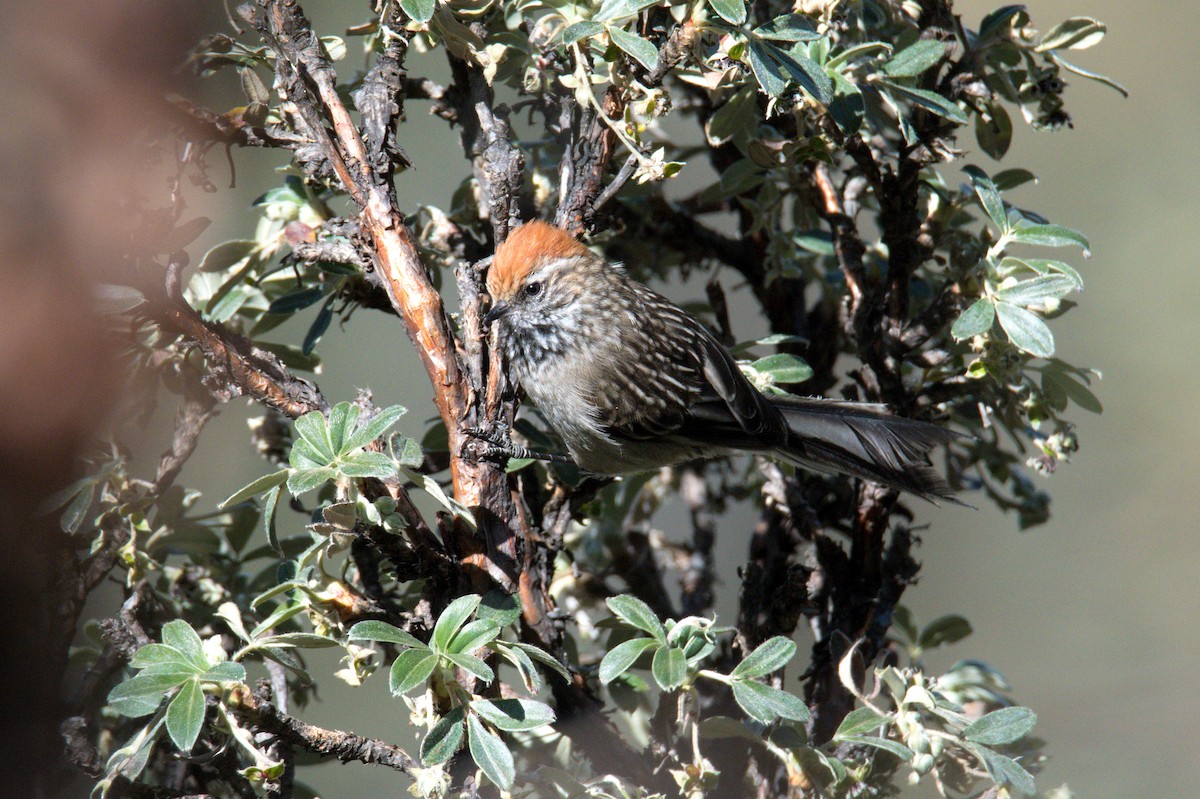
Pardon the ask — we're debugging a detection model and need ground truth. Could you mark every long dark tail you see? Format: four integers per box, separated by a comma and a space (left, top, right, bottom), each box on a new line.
772, 397, 963, 504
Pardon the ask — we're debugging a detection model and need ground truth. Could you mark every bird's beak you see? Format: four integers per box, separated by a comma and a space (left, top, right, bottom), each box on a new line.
483, 300, 509, 326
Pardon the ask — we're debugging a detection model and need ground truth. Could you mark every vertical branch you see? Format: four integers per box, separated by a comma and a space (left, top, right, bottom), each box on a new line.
250, 0, 500, 518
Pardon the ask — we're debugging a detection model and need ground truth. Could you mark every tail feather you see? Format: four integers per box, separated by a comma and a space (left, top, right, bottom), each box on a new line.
771, 397, 964, 504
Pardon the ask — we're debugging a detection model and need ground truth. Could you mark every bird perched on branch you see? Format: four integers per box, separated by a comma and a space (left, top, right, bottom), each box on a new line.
480, 220, 960, 503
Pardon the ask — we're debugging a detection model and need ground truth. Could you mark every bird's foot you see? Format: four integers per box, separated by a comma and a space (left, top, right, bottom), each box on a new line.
461, 423, 574, 465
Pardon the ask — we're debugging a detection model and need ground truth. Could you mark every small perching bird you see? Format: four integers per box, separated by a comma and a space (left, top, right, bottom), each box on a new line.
482, 220, 961, 503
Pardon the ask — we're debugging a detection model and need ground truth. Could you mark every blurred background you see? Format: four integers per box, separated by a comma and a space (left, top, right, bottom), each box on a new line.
3, 0, 1195, 796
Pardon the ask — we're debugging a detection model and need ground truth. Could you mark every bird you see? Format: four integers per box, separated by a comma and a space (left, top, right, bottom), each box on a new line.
481, 220, 960, 503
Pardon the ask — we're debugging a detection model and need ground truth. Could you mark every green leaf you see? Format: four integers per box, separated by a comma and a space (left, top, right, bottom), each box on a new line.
255, 632, 339, 649
395, 436, 424, 468
698, 715, 762, 742
94, 283, 147, 315
286, 467, 337, 496
650, 646, 686, 690
707, 0, 746, 25
477, 590, 521, 627
327, 402, 360, 455
1036, 17, 1105, 52
963, 165, 1007, 232
975, 102, 1013, 160
1048, 52, 1129, 98
338, 451, 397, 479
747, 39, 786, 97
502, 641, 572, 684
752, 353, 813, 384
447, 619, 501, 655
491, 642, 542, 693
109, 670, 197, 704
732, 636, 796, 679
1004, 257, 1083, 290
593, 0, 657, 22
421, 707, 466, 765
995, 276, 1078, 307
348, 620, 427, 649
343, 405, 408, 452
468, 713, 515, 789
707, 85, 757, 145
917, 614, 973, 650
219, 469, 289, 509
199, 662, 246, 683
882, 40, 946, 77
389, 649, 439, 695
199, 240, 256, 272
294, 410, 335, 462
828, 72, 865, 136
263, 483, 282, 555
129, 644, 192, 670
732, 679, 810, 723
995, 302, 1054, 357
1042, 363, 1102, 414
432, 595, 482, 652
826, 42, 892, 71
951, 298, 995, 340
963, 706, 1037, 745
302, 297, 334, 355
561, 21, 604, 45
766, 42, 832, 104
160, 217, 212, 253
753, 14, 820, 42
267, 286, 327, 315
1008, 224, 1090, 254
107, 691, 164, 719
964, 742, 1037, 796
445, 652, 495, 683
607, 25, 658, 71
877, 79, 967, 124
162, 620, 209, 670
840, 734, 914, 760
472, 698, 556, 732
834, 705, 889, 738
606, 595, 666, 641
992, 169, 1037, 191
398, 0, 436, 24
165, 680, 205, 752
320, 35, 347, 61
978, 5, 1026, 40
56, 479, 96, 533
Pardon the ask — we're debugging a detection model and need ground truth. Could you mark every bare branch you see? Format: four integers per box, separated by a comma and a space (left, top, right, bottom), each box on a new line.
229, 687, 419, 774
147, 290, 327, 419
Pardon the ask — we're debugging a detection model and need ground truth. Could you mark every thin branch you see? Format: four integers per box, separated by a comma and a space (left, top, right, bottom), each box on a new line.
155, 391, 218, 492
147, 289, 327, 420
250, 0, 480, 502
645, 20, 697, 87
812, 162, 866, 309
229, 687, 418, 774
590, 153, 638, 216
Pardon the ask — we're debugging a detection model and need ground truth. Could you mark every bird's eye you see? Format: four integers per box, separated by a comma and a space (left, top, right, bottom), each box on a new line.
524, 281, 543, 298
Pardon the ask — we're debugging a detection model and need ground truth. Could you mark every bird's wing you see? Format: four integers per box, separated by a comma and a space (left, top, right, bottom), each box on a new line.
592, 284, 785, 447
587, 298, 703, 441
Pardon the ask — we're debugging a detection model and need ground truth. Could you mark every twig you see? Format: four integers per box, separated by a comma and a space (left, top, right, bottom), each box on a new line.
645, 20, 697, 87
590, 153, 638, 216
679, 467, 717, 616
155, 391, 218, 492
812, 162, 866, 308
249, 0, 479, 501
229, 687, 418, 774
148, 290, 327, 420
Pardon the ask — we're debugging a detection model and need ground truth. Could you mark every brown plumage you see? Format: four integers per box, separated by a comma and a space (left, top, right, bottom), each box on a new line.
485, 221, 961, 502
